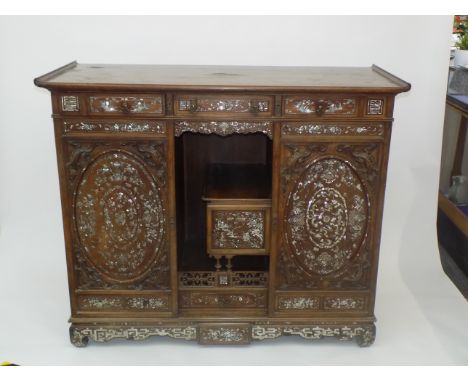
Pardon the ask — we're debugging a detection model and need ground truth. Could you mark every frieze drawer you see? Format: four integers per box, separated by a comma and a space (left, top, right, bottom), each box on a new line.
88, 94, 164, 115
284, 95, 357, 116
175, 94, 273, 116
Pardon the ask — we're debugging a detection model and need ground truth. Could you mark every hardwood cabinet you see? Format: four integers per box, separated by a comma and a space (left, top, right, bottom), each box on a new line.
34, 62, 410, 346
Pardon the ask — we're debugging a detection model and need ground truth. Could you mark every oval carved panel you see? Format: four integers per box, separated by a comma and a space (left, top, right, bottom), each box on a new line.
74, 151, 165, 282
285, 158, 368, 276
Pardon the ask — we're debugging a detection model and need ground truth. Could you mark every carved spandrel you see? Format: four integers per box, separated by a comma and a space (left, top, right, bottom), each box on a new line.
67, 141, 170, 289
174, 121, 273, 139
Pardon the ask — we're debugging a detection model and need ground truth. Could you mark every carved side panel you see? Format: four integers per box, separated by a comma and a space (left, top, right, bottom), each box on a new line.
65, 140, 170, 290
277, 143, 381, 290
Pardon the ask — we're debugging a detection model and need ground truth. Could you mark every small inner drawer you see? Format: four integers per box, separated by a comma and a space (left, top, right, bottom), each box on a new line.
284, 95, 357, 116
175, 94, 273, 116
206, 200, 271, 257
88, 94, 164, 115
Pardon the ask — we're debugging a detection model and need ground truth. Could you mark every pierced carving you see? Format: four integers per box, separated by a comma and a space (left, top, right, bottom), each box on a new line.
212, 210, 265, 249
70, 325, 197, 347
178, 271, 268, 287
174, 121, 272, 139
282, 123, 384, 136
63, 121, 166, 134
70, 323, 375, 347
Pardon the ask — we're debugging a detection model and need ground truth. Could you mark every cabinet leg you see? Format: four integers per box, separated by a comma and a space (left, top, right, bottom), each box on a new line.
69, 326, 89, 347
356, 324, 376, 347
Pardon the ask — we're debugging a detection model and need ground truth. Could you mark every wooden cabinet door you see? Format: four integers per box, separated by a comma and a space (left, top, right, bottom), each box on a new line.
62, 138, 174, 315
274, 138, 385, 314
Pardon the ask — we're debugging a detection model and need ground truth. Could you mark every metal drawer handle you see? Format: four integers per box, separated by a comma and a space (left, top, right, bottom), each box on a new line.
188, 100, 198, 112
249, 102, 260, 113
315, 101, 328, 117
119, 100, 132, 114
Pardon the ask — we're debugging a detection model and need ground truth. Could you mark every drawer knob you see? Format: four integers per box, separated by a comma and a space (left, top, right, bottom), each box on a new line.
120, 100, 132, 114
315, 101, 328, 117
188, 100, 198, 112
249, 103, 260, 113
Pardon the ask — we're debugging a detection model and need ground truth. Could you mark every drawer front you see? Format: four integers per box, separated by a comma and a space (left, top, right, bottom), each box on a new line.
207, 204, 271, 256
88, 94, 164, 115
275, 292, 369, 314
77, 293, 171, 313
175, 95, 273, 116
179, 290, 267, 309
284, 95, 357, 116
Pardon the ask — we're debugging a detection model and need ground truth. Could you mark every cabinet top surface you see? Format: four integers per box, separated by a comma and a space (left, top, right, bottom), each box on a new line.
35, 62, 410, 93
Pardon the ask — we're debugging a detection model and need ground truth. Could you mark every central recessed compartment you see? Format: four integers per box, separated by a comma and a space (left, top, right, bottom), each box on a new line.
175, 132, 272, 276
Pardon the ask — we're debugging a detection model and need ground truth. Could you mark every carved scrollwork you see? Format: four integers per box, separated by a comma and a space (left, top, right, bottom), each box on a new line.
174, 121, 273, 139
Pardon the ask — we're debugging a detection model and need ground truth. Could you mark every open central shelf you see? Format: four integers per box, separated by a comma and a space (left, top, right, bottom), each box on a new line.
175, 132, 272, 274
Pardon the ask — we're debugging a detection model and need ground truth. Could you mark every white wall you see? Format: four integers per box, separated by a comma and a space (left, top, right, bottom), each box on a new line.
1, 16, 467, 365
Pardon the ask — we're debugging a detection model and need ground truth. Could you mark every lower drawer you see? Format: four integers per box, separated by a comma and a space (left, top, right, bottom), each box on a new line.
275, 291, 370, 313
76, 292, 171, 313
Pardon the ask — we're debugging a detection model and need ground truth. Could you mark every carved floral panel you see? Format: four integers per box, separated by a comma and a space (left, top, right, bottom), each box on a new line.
89, 96, 163, 114
211, 210, 265, 249
177, 97, 270, 113
284, 96, 356, 115
67, 141, 169, 288
277, 143, 380, 290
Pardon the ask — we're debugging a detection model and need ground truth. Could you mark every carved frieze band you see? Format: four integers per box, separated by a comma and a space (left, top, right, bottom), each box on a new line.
174, 121, 273, 139
178, 271, 268, 287
63, 121, 166, 134
78, 295, 170, 311
282, 123, 384, 136
70, 326, 197, 347
70, 323, 375, 347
